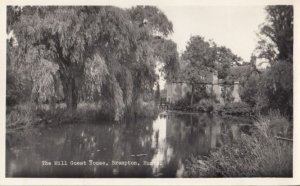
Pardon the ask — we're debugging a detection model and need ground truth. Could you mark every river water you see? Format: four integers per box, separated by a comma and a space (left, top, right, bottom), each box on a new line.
6, 111, 252, 178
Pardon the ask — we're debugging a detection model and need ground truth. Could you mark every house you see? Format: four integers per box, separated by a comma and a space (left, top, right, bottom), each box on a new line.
166, 64, 252, 105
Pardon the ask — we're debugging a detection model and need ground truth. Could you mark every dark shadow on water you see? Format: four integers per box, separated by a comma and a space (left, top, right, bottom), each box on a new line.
6, 112, 252, 178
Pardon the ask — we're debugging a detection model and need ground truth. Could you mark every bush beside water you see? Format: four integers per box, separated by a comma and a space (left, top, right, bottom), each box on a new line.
6, 102, 38, 130
183, 112, 292, 177
172, 97, 253, 116
6, 100, 160, 131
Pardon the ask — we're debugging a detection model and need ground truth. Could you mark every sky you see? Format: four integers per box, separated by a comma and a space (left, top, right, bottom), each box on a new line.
155, 6, 267, 88
159, 6, 267, 62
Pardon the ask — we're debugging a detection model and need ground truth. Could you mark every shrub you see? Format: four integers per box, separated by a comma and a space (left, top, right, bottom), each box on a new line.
6, 70, 32, 106
239, 73, 260, 107
254, 110, 292, 138
193, 99, 214, 112
257, 61, 293, 116
183, 113, 293, 177
38, 102, 108, 123
134, 99, 159, 118
6, 102, 37, 129
221, 102, 252, 115
240, 61, 293, 117
172, 95, 191, 110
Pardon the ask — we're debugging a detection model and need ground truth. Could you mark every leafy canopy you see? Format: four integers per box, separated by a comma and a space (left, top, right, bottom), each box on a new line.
8, 6, 178, 121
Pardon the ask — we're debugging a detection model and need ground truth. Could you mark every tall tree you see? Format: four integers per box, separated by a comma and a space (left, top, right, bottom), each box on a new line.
256, 5, 293, 63
153, 38, 179, 81
127, 6, 178, 108
214, 46, 242, 80
181, 36, 215, 106
255, 5, 293, 116
9, 6, 177, 120
11, 6, 139, 111
181, 36, 241, 105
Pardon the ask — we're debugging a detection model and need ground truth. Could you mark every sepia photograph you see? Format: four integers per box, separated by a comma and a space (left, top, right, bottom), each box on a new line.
2, 0, 297, 183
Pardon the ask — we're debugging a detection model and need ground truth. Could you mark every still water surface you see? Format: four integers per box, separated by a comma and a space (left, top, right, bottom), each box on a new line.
6, 111, 251, 177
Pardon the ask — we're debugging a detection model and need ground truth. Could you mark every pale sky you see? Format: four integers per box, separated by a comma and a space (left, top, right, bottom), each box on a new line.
159, 6, 267, 62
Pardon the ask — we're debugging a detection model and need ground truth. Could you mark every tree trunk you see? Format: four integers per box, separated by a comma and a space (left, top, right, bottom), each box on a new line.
49, 72, 59, 113
66, 79, 78, 110
190, 84, 194, 106
59, 71, 78, 111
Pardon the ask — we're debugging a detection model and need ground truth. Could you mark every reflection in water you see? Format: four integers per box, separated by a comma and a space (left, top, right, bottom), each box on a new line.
6, 112, 251, 177
151, 116, 173, 176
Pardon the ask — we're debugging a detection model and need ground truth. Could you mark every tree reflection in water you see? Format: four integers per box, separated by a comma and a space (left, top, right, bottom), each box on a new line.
6, 112, 251, 177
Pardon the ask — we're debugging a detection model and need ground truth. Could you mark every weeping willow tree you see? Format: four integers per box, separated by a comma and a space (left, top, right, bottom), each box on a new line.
7, 6, 179, 121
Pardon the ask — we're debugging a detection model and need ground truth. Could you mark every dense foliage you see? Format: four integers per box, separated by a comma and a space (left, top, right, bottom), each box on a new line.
183, 112, 292, 177
7, 6, 180, 121
179, 36, 241, 106
240, 5, 293, 117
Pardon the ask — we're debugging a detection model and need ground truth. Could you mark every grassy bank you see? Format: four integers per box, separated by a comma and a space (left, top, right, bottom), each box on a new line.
6, 103, 38, 131
6, 102, 103, 132
183, 111, 293, 177
6, 101, 160, 132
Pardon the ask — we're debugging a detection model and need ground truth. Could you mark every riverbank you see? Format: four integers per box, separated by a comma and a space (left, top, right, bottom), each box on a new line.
6, 101, 160, 133
170, 101, 254, 116
6, 102, 97, 132
182, 111, 293, 177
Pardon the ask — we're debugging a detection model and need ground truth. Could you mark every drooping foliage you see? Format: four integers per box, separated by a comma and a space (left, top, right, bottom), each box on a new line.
128, 5, 173, 37
153, 38, 180, 81
7, 6, 179, 121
